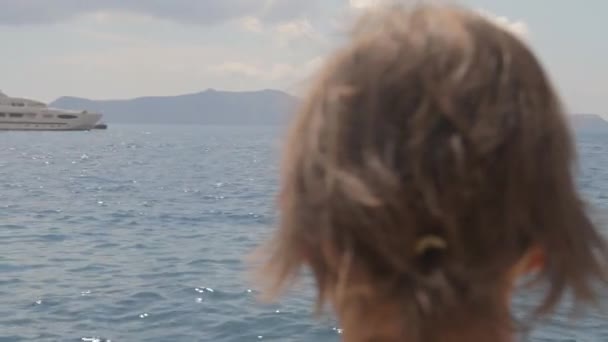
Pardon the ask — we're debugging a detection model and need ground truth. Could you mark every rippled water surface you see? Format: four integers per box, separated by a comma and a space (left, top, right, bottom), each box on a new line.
0, 125, 606, 341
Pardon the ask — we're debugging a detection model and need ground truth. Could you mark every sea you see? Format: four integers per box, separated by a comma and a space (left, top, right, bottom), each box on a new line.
0, 125, 606, 342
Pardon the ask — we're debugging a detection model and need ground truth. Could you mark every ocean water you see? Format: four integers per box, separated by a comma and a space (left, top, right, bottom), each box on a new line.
0, 125, 606, 342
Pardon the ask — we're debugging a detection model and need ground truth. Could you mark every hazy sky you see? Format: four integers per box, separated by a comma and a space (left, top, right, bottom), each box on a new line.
1, 0, 606, 114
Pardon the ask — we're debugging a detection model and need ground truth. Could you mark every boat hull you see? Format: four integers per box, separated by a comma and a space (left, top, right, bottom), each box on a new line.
0, 109, 102, 131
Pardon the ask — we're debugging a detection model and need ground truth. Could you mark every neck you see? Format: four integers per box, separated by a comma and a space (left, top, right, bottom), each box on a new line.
338, 299, 514, 342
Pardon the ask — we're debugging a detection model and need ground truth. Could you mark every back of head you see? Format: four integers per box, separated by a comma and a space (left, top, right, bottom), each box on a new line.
257, 3, 607, 341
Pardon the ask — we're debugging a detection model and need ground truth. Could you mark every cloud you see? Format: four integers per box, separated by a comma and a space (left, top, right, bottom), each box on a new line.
74, 29, 140, 45
240, 16, 264, 33
237, 15, 327, 47
39, 42, 256, 99
209, 59, 317, 82
476, 10, 529, 38
345, 2, 529, 38
274, 18, 327, 46
209, 62, 267, 78
83, 10, 159, 26
0, 0, 322, 26
51, 45, 323, 95
349, 0, 385, 9
276, 19, 315, 38
51, 43, 226, 75
259, 0, 325, 23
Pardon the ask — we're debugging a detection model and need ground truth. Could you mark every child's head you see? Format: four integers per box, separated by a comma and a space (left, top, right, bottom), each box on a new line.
258, 3, 607, 341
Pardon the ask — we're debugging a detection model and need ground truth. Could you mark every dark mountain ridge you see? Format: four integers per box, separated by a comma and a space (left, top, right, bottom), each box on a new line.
51, 89, 298, 125
51, 90, 606, 130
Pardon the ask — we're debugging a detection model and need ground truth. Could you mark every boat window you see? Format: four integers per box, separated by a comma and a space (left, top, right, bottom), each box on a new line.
43, 114, 53, 118
58, 114, 77, 119
9, 113, 23, 118
25, 113, 36, 118
11, 102, 25, 107
0, 113, 5, 117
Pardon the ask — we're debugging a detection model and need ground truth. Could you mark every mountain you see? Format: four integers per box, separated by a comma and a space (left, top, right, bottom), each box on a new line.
50, 89, 298, 125
568, 114, 608, 134
51, 91, 607, 131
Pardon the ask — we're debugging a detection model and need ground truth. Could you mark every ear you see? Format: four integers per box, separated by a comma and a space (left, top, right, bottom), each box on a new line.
512, 246, 545, 278
505, 247, 546, 301
523, 246, 545, 274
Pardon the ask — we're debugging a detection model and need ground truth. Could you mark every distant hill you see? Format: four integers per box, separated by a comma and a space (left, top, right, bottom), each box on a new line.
50, 91, 606, 131
50, 89, 298, 125
568, 114, 608, 134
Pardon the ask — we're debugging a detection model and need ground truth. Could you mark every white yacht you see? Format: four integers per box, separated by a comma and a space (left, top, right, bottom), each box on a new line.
0, 91, 103, 131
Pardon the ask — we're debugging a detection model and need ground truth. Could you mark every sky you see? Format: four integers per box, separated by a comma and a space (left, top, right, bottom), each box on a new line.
0, 0, 606, 114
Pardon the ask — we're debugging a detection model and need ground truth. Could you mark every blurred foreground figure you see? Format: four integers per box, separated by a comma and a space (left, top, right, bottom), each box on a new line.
256, 3, 607, 342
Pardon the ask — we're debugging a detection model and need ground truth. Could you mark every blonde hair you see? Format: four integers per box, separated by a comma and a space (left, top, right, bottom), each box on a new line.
256, 3, 607, 341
